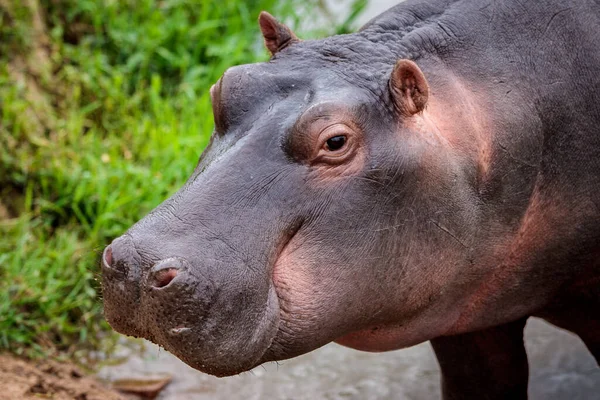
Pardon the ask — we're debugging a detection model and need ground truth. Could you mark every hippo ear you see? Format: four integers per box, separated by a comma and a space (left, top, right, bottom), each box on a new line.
258, 11, 299, 55
389, 59, 430, 116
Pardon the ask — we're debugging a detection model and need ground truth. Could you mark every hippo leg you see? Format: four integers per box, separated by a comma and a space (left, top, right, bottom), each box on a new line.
431, 318, 529, 400
537, 287, 600, 365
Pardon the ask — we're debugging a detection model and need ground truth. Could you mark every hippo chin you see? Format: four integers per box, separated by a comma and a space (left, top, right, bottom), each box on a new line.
102, 0, 600, 397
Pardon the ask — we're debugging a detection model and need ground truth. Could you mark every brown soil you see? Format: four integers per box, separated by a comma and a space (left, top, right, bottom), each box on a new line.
0, 354, 127, 400
0, 201, 10, 219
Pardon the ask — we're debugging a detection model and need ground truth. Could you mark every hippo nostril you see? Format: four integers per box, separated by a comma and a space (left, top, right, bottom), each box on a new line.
152, 268, 178, 288
103, 246, 113, 267
147, 258, 185, 290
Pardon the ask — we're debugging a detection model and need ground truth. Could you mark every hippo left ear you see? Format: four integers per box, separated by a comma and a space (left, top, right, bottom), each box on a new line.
389, 59, 430, 116
258, 11, 300, 55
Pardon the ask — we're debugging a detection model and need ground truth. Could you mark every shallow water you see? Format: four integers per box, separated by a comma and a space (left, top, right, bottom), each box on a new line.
97, 318, 599, 400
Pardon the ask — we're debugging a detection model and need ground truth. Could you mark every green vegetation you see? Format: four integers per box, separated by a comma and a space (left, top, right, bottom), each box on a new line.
0, 0, 366, 357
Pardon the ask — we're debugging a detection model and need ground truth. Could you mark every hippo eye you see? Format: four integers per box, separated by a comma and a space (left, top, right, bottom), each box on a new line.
309, 122, 358, 166
325, 135, 347, 151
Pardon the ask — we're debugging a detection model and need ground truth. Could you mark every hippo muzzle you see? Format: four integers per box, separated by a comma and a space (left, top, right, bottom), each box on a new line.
102, 223, 282, 376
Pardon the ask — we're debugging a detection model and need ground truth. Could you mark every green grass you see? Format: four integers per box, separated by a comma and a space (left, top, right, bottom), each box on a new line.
0, 0, 366, 358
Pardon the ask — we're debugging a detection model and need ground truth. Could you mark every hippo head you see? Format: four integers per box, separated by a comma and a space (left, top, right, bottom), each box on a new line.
102, 13, 482, 377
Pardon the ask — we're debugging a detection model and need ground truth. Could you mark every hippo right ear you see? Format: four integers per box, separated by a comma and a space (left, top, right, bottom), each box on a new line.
258, 11, 299, 55
389, 59, 430, 116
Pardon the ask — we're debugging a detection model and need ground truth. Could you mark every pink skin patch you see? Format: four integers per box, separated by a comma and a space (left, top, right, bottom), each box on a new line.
335, 325, 428, 352
334, 304, 462, 352
272, 238, 317, 321
153, 268, 178, 288
104, 246, 113, 267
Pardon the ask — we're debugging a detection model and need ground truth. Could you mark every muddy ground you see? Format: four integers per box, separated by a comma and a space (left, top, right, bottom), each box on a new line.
0, 354, 126, 400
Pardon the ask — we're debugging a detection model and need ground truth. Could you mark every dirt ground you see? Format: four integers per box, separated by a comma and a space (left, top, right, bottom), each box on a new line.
0, 354, 126, 400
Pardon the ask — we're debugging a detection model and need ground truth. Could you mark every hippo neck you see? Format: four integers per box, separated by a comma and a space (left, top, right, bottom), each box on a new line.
361, 5, 555, 329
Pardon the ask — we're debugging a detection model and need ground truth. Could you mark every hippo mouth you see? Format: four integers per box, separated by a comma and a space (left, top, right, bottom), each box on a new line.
258, 219, 306, 362
257, 217, 351, 364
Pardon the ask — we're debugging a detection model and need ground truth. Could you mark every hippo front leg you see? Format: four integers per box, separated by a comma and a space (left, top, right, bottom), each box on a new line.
431, 318, 529, 400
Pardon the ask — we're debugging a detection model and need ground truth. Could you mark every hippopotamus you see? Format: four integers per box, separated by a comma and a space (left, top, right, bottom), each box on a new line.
101, 0, 600, 398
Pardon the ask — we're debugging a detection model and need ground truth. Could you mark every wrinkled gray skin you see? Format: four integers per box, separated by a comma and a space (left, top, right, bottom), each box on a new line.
102, 1, 600, 398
